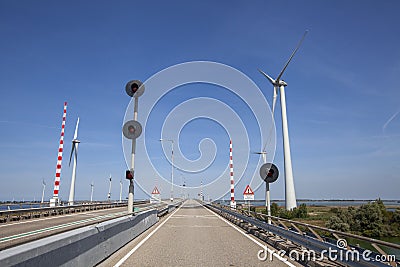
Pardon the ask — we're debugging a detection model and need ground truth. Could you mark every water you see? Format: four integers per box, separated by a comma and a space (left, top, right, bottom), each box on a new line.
217, 199, 400, 208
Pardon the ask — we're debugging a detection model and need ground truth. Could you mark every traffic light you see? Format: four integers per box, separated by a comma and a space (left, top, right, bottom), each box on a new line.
123, 120, 142, 139
125, 80, 145, 97
131, 83, 139, 94
126, 170, 133, 180
259, 163, 279, 183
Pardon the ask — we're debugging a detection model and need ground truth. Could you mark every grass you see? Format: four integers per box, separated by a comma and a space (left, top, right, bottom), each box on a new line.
254, 205, 348, 228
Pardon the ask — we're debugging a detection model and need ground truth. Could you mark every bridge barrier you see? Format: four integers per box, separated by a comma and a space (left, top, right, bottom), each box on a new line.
207, 204, 398, 267
0, 209, 158, 267
0, 201, 148, 223
0, 200, 184, 267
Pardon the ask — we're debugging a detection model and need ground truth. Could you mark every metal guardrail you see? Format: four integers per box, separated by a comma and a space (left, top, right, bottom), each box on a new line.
0, 200, 183, 252
0, 199, 182, 225
0, 201, 148, 223
208, 204, 399, 267
236, 206, 400, 254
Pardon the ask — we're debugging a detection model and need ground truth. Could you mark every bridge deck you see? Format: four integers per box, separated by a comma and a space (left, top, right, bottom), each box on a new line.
0, 207, 128, 250
101, 199, 298, 267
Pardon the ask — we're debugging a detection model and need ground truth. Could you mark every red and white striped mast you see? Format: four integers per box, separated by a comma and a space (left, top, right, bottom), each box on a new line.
50, 102, 67, 207
229, 140, 236, 209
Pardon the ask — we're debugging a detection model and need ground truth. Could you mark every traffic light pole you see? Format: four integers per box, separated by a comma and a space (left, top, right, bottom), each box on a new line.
124, 80, 144, 214
128, 96, 139, 214
259, 154, 278, 226
260, 153, 271, 225
266, 182, 271, 224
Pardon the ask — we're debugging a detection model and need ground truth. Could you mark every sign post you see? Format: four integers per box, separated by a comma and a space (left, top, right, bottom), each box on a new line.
243, 185, 254, 212
151, 186, 161, 203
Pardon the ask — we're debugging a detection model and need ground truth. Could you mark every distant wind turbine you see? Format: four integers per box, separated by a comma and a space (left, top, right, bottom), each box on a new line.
119, 179, 122, 203
41, 179, 46, 204
90, 181, 94, 202
68, 117, 80, 206
259, 30, 308, 210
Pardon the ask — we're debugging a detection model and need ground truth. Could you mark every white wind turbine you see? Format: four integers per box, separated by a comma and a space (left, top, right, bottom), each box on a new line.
259, 31, 308, 210
68, 117, 80, 206
41, 179, 46, 204
119, 179, 122, 203
90, 181, 94, 202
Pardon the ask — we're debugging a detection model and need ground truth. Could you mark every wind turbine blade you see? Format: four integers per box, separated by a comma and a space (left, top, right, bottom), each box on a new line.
276, 30, 308, 82
258, 69, 275, 85
73, 117, 80, 140
272, 86, 277, 114
69, 144, 75, 166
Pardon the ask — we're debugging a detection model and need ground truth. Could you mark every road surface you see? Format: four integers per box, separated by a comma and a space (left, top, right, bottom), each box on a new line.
99, 199, 299, 267
0, 206, 130, 250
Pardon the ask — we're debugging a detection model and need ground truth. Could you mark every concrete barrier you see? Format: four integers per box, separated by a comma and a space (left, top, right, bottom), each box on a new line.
0, 209, 158, 267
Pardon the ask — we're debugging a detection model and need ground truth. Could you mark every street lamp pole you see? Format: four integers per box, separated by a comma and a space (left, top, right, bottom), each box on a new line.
160, 139, 174, 202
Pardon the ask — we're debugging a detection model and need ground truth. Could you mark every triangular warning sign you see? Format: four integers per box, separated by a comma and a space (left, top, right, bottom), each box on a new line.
243, 185, 254, 195
152, 186, 160, 195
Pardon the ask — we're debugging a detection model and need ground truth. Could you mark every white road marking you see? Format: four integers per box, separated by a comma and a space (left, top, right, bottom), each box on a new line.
166, 225, 217, 228
171, 214, 217, 218
204, 204, 297, 267
113, 204, 183, 267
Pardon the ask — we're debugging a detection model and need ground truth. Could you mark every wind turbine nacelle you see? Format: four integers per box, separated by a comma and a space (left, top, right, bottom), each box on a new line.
260, 163, 279, 183
125, 80, 145, 98
278, 80, 288, 86
123, 120, 142, 139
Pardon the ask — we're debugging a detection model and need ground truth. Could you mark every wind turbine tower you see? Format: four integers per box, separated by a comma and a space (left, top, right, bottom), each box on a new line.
119, 179, 122, 203
90, 182, 94, 202
68, 117, 80, 206
41, 179, 46, 204
259, 31, 308, 210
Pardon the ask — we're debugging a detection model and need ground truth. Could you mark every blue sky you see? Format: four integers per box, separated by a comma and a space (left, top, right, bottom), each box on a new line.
1, 0, 399, 202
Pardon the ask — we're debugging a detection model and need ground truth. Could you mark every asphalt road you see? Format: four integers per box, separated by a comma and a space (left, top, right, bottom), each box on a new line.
0, 205, 136, 250
99, 199, 299, 267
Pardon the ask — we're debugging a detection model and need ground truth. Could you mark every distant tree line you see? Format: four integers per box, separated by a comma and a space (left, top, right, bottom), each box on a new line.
326, 199, 400, 237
